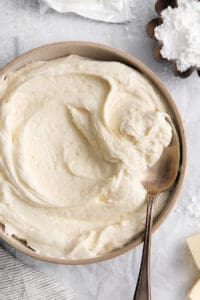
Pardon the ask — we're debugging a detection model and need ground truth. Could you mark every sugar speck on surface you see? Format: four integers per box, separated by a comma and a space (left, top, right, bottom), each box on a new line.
154, 0, 200, 72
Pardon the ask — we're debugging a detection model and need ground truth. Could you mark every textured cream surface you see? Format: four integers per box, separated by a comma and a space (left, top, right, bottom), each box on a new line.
0, 56, 172, 259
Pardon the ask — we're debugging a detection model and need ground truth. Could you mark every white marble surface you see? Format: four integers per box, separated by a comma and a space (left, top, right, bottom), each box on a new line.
0, 1, 200, 299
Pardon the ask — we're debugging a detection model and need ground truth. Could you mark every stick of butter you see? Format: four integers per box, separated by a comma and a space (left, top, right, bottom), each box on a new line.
188, 279, 200, 300
187, 234, 200, 270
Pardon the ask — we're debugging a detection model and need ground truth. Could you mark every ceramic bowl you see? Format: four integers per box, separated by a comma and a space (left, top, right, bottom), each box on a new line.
0, 41, 186, 264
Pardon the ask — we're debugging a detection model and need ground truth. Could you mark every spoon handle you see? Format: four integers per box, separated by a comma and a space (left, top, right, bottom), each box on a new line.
133, 194, 155, 300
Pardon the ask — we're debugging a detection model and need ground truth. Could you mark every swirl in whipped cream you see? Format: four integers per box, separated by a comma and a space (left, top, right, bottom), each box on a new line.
0, 56, 172, 259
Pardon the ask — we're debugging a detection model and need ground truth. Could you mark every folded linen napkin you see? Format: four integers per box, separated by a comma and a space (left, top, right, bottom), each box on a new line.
0, 247, 76, 300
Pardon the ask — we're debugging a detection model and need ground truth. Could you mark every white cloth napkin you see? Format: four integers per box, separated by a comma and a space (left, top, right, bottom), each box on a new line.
38, 0, 132, 23
0, 247, 76, 300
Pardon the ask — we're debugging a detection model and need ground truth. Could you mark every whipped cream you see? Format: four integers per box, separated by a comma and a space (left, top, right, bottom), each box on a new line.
0, 56, 172, 259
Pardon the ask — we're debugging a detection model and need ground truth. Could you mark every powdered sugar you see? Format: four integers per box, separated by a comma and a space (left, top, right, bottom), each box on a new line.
154, 0, 200, 72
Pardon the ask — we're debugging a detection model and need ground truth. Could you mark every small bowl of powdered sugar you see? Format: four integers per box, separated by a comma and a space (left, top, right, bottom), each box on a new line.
146, 0, 200, 78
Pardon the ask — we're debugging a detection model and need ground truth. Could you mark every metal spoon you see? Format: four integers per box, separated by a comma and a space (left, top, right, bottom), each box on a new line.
133, 120, 180, 300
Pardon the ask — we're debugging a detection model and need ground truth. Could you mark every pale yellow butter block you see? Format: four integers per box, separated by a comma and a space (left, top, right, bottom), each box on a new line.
188, 279, 200, 300
187, 234, 200, 270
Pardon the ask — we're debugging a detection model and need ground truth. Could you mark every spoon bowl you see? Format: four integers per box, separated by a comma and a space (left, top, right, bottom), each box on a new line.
143, 120, 180, 195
